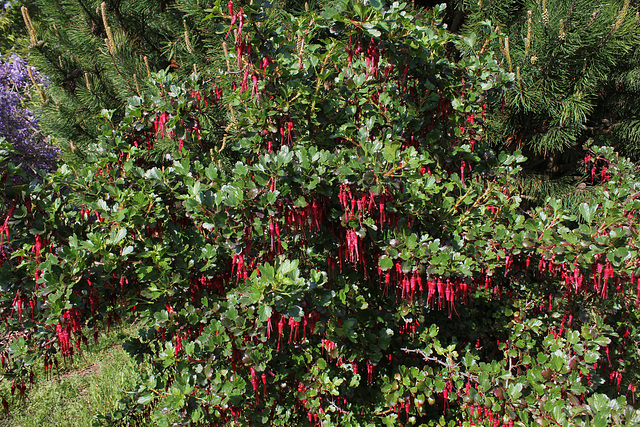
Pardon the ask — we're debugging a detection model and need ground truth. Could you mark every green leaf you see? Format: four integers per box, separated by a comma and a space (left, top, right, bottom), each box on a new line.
406, 234, 418, 249
227, 306, 238, 320
463, 33, 477, 49
382, 142, 400, 162
584, 350, 599, 364
234, 162, 249, 176
592, 336, 611, 346
320, 7, 339, 20
507, 382, 523, 400
317, 358, 327, 370
593, 411, 609, 427
379, 256, 393, 271
363, 25, 381, 37
114, 228, 127, 244
353, 2, 364, 18
137, 393, 154, 405
278, 259, 298, 276
578, 203, 598, 224
267, 191, 277, 205
258, 305, 272, 322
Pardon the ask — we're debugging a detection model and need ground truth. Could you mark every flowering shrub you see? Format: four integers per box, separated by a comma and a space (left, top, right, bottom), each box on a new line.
1, 1, 640, 426
0, 54, 57, 176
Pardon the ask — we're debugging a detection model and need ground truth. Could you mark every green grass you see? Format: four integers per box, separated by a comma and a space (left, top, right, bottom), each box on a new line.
0, 324, 142, 427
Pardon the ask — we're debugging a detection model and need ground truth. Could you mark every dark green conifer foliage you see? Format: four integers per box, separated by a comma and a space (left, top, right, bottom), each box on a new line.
596, 43, 640, 160
456, 0, 640, 204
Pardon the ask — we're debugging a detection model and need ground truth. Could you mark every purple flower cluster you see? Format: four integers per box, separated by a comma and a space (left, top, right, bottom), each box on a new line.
0, 54, 58, 175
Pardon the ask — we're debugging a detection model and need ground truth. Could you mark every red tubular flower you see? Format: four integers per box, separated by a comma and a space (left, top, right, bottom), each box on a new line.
174, 334, 182, 356
237, 9, 244, 41
250, 367, 259, 402
261, 372, 267, 394
225, 13, 237, 39
288, 317, 298, 344
0, 205, 15, 250
251, 74, 258, 98
277, 316, 285, 351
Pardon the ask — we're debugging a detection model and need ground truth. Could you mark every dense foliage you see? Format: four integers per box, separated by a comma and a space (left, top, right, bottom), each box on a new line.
0, 2, 24, 53
2, 1, 640, 426
18, 0, 233, 158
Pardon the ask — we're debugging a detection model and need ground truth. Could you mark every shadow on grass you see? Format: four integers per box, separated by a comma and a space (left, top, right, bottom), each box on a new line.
0, 322, 144, 427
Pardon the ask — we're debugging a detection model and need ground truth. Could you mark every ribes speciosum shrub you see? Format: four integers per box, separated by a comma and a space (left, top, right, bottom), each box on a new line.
2, 1, 640, 426
0, 54, 58, 176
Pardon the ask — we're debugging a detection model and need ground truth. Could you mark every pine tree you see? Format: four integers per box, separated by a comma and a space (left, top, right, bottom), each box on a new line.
454, 0, 640, 205
595, 38, 640, 160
